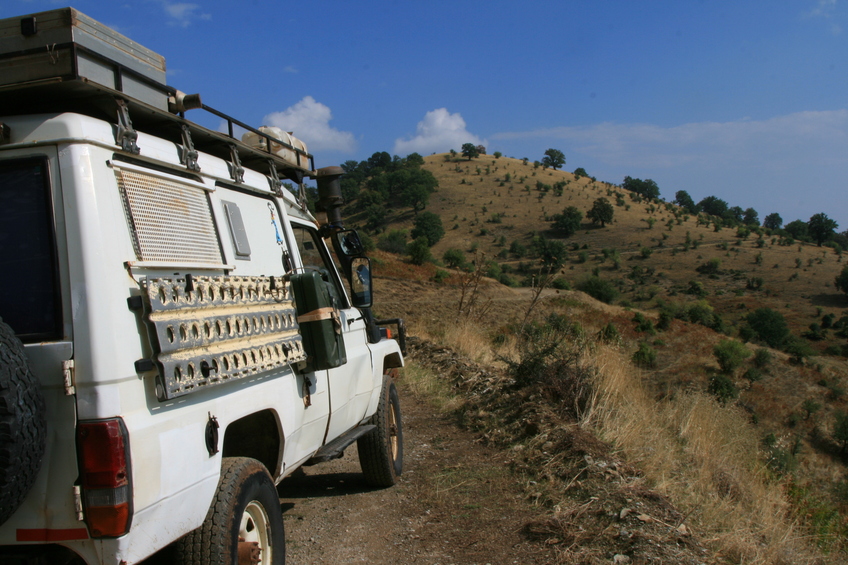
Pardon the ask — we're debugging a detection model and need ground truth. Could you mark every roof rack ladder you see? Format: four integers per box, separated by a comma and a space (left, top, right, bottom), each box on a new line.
228, 144, 244, 184
115, 99, 140, 154
179, 124, 201, 172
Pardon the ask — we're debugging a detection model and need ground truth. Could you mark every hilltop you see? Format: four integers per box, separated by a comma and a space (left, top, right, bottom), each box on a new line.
333, 151, 848, 561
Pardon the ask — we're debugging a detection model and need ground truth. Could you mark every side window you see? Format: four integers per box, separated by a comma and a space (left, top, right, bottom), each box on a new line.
291, 226, 347, 308
0, 157, 62, 341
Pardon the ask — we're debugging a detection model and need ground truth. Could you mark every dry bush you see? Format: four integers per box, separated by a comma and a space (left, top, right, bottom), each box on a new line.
581, 345, 820, 564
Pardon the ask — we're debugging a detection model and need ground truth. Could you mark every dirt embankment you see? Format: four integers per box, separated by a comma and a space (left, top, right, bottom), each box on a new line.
277, 338, 717, 565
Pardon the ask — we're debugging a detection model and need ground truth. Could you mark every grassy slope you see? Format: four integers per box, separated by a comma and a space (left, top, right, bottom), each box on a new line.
362, 153, 848, 558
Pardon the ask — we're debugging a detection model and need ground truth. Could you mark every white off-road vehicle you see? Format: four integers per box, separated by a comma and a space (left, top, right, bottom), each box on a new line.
0, 7, 405, 565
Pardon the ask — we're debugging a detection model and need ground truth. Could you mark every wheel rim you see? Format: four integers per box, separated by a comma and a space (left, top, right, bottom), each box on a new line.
239, 500, 272, 565
388, 400, 399, 462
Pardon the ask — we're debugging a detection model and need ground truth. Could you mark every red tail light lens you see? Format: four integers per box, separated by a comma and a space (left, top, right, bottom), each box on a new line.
77, 419, 132, 537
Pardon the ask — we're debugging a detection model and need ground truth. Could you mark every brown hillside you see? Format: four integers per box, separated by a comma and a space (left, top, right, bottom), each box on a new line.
381, 153, 847, 356
353, 154, 848, 559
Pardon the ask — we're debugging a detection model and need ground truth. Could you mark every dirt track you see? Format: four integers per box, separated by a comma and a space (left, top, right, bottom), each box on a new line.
278, 380, 555, 565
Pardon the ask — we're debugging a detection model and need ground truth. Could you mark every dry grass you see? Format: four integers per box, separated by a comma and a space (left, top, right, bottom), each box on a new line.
581, 345, 820, 564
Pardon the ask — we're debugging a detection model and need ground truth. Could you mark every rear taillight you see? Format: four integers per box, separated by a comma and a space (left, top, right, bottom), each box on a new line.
77, 419, 132, 537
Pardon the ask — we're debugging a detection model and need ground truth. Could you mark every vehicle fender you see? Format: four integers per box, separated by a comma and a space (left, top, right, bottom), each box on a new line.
362, 338, 404, 422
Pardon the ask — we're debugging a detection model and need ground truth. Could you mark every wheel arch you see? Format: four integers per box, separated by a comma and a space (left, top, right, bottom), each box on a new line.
221, 410, 283, 478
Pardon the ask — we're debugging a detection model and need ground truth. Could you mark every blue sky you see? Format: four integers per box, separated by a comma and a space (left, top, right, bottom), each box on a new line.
4, 0, 847, 228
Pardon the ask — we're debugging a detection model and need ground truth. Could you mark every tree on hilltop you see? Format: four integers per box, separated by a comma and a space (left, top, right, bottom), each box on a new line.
461, 143, 480, 160
763, 212, 783, 230
674, 190, 698, 214
623, 176, 660, 200
808, 212, 838, 246
541, 148, 566, 170
698, 195, 728, 218
784, 219, 809, 240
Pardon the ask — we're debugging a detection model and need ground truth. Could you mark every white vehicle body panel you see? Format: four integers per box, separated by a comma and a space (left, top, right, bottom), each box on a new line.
0, 110, 403, 564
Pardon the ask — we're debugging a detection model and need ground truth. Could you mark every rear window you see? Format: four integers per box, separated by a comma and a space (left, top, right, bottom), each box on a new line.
0, 157, 62, 341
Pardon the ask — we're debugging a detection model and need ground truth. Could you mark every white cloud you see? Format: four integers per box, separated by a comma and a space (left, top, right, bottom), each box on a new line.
393, 108, 485, 156
809, 0, 837, 18
492, 111, 848, 171
263, 96, 357, 154
805, 0, 842, 34
157, 1, 211, 27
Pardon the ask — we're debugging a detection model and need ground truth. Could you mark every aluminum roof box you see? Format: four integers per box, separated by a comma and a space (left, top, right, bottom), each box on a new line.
0, 7, 168, 111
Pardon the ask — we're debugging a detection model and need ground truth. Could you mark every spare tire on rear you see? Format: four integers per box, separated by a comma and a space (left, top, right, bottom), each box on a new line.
0, 318, 47, 526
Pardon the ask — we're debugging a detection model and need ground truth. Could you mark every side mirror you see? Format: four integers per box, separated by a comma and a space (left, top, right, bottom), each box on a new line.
335, 229, 365, 257
350, 257, 372, 308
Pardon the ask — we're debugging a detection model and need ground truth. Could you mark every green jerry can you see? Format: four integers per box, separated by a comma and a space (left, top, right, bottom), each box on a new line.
290, 272, 347, 370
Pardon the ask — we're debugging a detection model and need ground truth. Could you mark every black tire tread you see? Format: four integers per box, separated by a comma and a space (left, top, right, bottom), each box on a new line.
174, 457, 284, 565
0, 318, 46, 526
357, 376, 403, 487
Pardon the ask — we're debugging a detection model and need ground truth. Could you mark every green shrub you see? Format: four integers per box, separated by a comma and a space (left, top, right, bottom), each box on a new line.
551, 277, 571, 290
753, 348, 772, 368
696, 258, 721, 274
632, 342, 657, 368
598, 322, 620, 344
633, 312, 656, 334
743, 368, 762, 382
783, 336, 815, 364
708, 374, 738, 403
406, 237, 433, 265
432, 269, 450, 284
746, 308, 789, 348
577, 276, 620, 304
377, 229, 408, 254
442, 248, 467, 270
657, 310, 673, 331
714, 339, 751, 374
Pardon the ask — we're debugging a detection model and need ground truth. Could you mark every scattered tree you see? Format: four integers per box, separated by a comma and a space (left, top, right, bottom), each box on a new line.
442, 248, 467, 270
587, 197, 615, 227
743, 207, 759, 226
406, 237, 433, 265
551, 206, 583, 236
674, 190, 698, 214
410, 211, 444, 246
533, 236, 567, 269
541, 148, 566, 170
835, 265, 848, 296
763, 212, 783, 230
573, 167, 588, 179
461, 143, 480, 160
808, 212, 838, 246
698, 196, 729, 218
784, 219, 809, 240
622, 176, 660, 199
746, 308, 790, 348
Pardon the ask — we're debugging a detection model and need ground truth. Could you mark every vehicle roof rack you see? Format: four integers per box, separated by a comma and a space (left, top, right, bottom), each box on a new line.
0, 7, 315, 183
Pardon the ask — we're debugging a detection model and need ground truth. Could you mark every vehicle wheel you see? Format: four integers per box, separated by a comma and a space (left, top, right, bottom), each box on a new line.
175, 457, 285, 565
0, 318, 46, 526
357, 375, 403, 487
